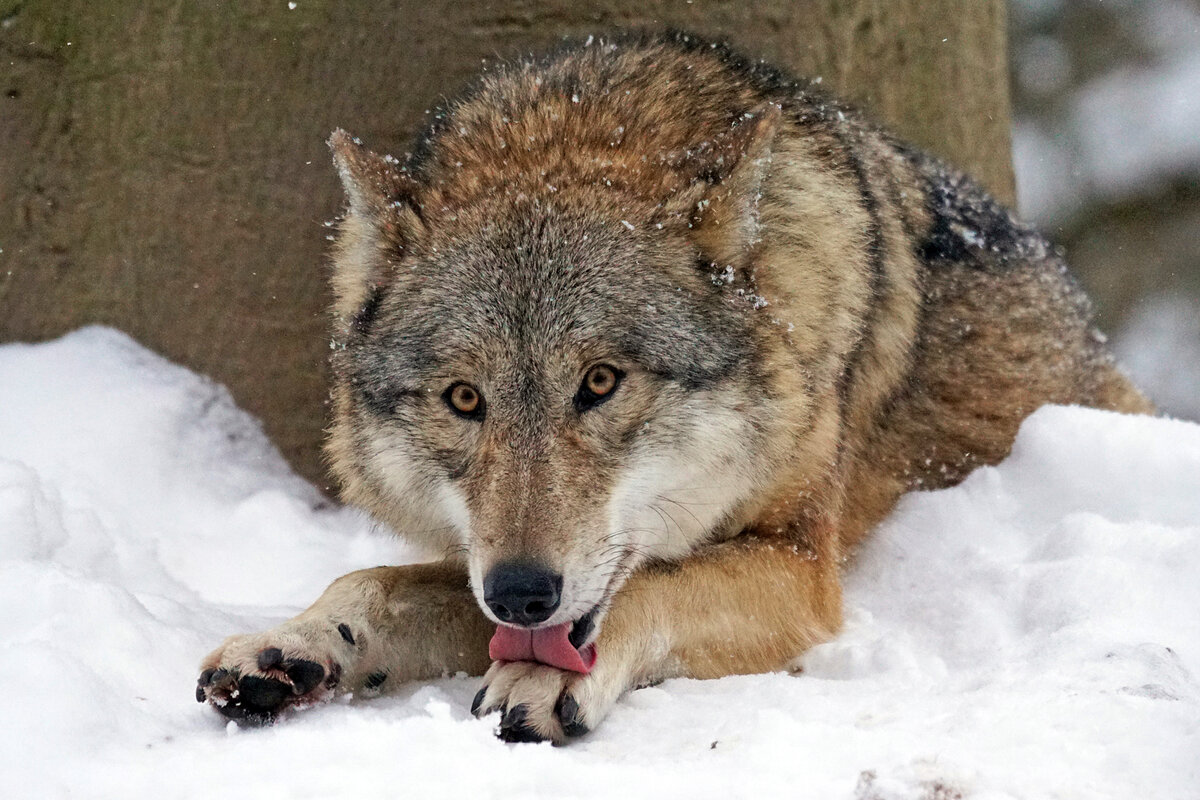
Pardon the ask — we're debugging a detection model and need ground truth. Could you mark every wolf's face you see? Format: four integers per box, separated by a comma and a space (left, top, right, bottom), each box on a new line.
326, 118, 785, 650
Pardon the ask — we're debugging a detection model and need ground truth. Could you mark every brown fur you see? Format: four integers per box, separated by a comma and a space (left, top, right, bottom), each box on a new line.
198, 32, 1151, 742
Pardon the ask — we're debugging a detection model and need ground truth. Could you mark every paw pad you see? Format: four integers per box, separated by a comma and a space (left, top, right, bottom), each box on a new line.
196, 651, 332, 723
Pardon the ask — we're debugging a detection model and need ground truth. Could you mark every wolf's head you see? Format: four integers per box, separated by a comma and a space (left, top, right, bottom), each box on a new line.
324, 98, 802, 667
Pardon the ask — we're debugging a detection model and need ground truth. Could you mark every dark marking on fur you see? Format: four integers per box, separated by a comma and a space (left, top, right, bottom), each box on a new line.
351, 286, 383, 336
917, 216, 973, 265
337, 622, 355, 645
867, 273, 933, 440
619, 306, 755, 392
364, 671, 388, 689
830, 132, 887, 419
640, 559, 683, 577
352, 378, 424, 420
917, 165, 1037, 270
433, 447, 474, 481
878, 136, 923, 244
618, 410, 655, 449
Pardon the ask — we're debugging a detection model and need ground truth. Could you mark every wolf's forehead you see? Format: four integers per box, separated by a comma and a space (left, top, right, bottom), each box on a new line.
440, 209, 635, 286
419, 214, 651, 346
396, 219, 754, 388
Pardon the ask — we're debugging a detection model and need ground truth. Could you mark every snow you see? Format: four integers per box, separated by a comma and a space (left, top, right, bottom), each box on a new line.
2, 327, 1199, 799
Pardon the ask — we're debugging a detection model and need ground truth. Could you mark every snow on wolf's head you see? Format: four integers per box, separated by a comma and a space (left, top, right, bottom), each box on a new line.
323, 81, 801, 645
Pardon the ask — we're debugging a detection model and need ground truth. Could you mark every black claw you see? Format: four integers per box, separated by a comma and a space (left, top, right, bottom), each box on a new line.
497, 704, 545, 743
196, 685, 206, 703
555, 694, 590, 737
555, 693, 576, 722
337, 623, 355, 645
325, 662, 343, 689
562, 718, 589, 738
284, 660, 326, 695
364, 671, 388, 689
238, 675, 291, 713
257, 647, 284, 671
198, 668, 216, 687
209, 668, 230, 685
470, 686, 488, 716
568, 611, 596, 649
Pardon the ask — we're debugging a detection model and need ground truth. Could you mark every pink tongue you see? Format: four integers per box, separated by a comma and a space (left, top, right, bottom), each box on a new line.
489, 622, 597, 674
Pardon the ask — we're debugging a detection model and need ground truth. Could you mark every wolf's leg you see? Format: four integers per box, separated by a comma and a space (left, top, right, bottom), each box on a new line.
197, 561, 493, 722
473, 533, 843, 743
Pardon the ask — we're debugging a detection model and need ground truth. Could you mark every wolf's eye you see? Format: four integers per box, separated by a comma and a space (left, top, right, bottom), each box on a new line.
444, 383, 485, 420
575, 364, 622, 412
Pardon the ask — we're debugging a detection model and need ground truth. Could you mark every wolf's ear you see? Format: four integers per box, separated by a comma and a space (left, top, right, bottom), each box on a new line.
658, 103, 782, 265
328, 130, 426, 322
329, 129, 424, 241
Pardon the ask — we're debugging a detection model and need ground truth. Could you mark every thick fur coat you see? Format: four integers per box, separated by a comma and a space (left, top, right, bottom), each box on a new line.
198, 32, 1150, 743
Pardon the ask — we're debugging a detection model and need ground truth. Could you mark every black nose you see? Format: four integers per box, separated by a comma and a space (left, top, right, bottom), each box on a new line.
483, 562, 562, 626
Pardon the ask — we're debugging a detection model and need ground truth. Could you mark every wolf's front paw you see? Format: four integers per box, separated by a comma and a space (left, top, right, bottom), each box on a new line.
472, 658, 629, 744
196, 622, 354, 724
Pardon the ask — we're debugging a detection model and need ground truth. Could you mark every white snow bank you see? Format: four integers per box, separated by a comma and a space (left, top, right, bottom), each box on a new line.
1, 327, 1198, 800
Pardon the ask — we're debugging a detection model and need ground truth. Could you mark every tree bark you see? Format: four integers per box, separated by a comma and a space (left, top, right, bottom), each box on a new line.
0, 0, 1012, 489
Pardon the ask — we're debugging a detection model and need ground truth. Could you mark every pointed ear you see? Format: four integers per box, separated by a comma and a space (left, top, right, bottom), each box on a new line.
328, 129, 424, 240
658, 103, 782, 264
327, 130, 426, 324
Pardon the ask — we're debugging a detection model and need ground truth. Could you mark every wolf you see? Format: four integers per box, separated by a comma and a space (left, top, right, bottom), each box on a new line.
196, 31, 1151, 743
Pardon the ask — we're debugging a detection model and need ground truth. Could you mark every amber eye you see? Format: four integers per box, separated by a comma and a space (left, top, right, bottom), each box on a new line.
575, 364, 623, 412
444, 382, 485, 420
585, 365, 618, 395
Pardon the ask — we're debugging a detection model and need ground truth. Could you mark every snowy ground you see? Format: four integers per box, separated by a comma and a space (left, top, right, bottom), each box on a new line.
1, 327, 1198, 800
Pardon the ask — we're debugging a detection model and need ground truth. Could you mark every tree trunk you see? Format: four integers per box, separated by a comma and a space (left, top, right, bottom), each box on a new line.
0, 0, 1012, 489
